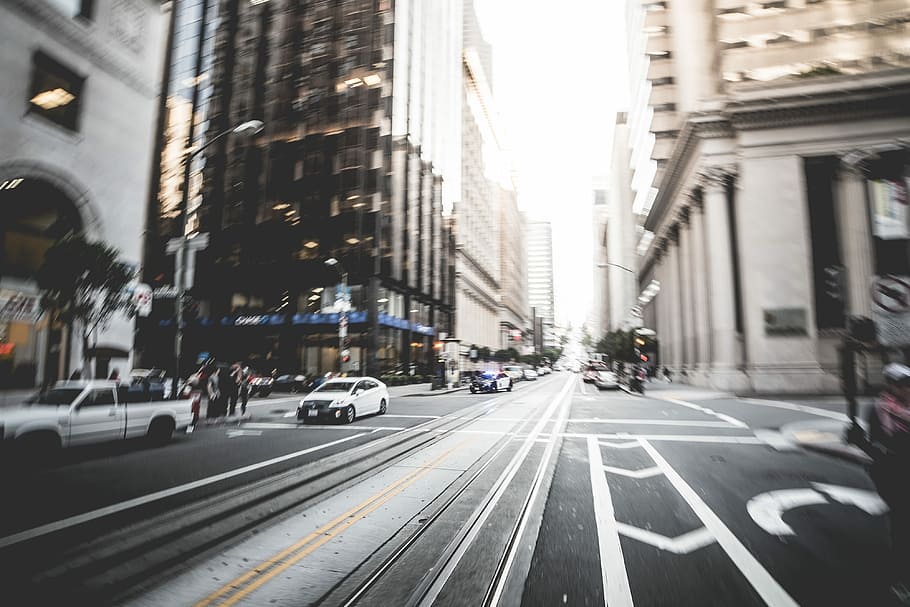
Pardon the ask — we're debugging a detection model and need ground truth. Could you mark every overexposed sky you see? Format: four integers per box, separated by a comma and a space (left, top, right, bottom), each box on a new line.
474, 0, 629, 328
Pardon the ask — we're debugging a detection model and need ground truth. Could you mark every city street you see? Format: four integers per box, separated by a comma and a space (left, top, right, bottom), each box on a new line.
0, 372, 899, 606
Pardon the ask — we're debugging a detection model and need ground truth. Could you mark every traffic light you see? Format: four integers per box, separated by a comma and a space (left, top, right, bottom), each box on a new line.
824, 265, 844, 301
634, 337, 646, 347
640, 354, 649, 362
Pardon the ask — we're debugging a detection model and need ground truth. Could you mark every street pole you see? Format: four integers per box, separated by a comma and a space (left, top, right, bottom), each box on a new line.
172, 121, 263, 396
325, 258, 349, 375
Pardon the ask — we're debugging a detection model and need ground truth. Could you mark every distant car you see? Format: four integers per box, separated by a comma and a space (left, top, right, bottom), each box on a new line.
583, 362, 609, 383
523, 368, 539, 381
594, 370, 620, 390
470, 372, 512, 393
272, 374, 311, 393
537, 366, 551, 375
502, 365, 524, 382
248, 374, 273, 397
297, 377, 388, 424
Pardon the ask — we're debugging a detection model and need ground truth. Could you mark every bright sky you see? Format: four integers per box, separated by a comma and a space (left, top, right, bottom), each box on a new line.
474, 0, 629, 329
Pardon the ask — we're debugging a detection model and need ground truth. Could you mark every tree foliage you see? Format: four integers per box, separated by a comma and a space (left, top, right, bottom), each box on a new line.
596, 330, 635, 363
36, 235, 134, 376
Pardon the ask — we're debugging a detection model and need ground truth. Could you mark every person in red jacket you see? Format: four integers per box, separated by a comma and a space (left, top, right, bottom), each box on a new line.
868, 362, 910, 603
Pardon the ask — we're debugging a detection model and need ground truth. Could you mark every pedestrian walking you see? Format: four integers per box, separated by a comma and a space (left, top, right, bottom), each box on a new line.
207, 368, 223, 419
223, 364, 240, 416
867, 362, 910, 603
238, 363, 252, 416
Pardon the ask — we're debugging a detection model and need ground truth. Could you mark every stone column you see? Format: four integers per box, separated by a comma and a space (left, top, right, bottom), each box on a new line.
689, 193, 711, 368
678, 208, 697, 369
700, 168, 738, 369
654, 241, 669, 367
666, 231, 684, 368
835, 152, 876, 318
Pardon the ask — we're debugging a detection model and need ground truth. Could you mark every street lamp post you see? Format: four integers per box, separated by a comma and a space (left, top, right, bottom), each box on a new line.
173, 120, 263, 395
325, 257, 349, 374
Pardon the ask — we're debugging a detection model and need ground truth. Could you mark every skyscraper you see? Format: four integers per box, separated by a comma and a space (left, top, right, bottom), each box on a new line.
526, 220, 555, 351
141, 0, 461, 377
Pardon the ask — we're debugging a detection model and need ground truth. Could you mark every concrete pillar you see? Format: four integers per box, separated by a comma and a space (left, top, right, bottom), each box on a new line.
835, 152, 875, 318
689, 197, 711, 367
678, 210, 697, 368
666, 236, 684, 368
701, 169, 738, 368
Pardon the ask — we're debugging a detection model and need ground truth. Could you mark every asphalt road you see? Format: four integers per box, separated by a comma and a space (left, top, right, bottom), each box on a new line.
1, 375, 900, 606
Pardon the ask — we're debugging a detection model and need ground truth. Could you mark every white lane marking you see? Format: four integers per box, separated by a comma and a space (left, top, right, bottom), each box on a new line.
226, 429, 262, 438
564, 433, 764, 445
587, 436, 635, 606
616, 524, 716, 555
658, 397, 749, 428
598, 440, 641, 449
812, 483, 888, 515
0, 433, 370, 550
569, 418, 741, 428
604, 466, 663, 479
741, 398, 850, 422
640, 440, 799, 607
381, 414, 442, 419
603, 465, 663, 479
746, 489, 829, 535
753, 429, 799, 452
242, 422, 404, 431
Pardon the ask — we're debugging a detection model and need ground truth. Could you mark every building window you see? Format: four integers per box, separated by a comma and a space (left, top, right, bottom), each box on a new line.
28, 51, 84, 132
46, 0, 94, 20
651, 103, 676, 113
651, 76, 675, 86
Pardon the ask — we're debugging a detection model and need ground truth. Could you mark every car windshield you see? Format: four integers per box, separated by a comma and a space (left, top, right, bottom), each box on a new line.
315, 382, 355, 393
28, 388, 83, 406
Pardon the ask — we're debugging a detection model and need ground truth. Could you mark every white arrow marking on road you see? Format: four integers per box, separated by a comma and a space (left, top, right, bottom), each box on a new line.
226, 429, 263, 438
603, 464, 663, 479
616, 523, 716, 554
598, 439, 641, 449
812, 483, 888, 515
747, 489, 831, 535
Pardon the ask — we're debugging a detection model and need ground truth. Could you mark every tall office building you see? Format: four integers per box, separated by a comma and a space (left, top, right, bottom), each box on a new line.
455, 0, 508, 353
0, 0, 167, 386
526, 220, 556, 351
591, 178, 610, 340
142, 0, 461, 377
632, 0, 910, 392
498, 186, 528, 351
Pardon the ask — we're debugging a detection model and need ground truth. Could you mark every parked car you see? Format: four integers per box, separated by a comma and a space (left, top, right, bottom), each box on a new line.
272, 374, 312, 394
248, 373, 274, 397
469, 371, 512, 393
594, 370, 620, 390
502, 365, 525, 382
297, 377, 389, 424
1, 380, 193, 460
523, 368, 539, 381
537, 366, 551, 375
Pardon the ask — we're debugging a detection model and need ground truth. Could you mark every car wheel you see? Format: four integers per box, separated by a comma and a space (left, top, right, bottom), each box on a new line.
344, 405, 356, 424
379, 399, 387, 415
147, 418, 175, 446
507, 383, 512, 392
470, 386, 476, 394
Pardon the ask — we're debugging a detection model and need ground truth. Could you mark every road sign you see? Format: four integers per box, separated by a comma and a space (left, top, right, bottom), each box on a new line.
871, 275, 910, 346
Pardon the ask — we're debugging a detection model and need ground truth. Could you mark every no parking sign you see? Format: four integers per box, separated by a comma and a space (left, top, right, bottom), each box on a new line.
871, 275, 910, 346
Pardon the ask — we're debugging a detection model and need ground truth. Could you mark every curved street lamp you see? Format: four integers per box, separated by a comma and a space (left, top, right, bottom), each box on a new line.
173, 120, 264, 394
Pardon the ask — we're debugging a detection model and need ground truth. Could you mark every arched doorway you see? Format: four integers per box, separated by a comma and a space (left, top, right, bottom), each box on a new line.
0, 176, 83, 388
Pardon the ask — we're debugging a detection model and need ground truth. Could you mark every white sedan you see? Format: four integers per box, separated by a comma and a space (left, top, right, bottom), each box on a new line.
296, 377, 389, 424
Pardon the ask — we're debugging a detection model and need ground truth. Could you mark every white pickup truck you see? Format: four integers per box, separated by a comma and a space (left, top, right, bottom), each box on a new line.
0, 380, 193, 457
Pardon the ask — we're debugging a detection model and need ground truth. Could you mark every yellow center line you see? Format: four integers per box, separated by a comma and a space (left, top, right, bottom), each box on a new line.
194, 440, 470, 607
